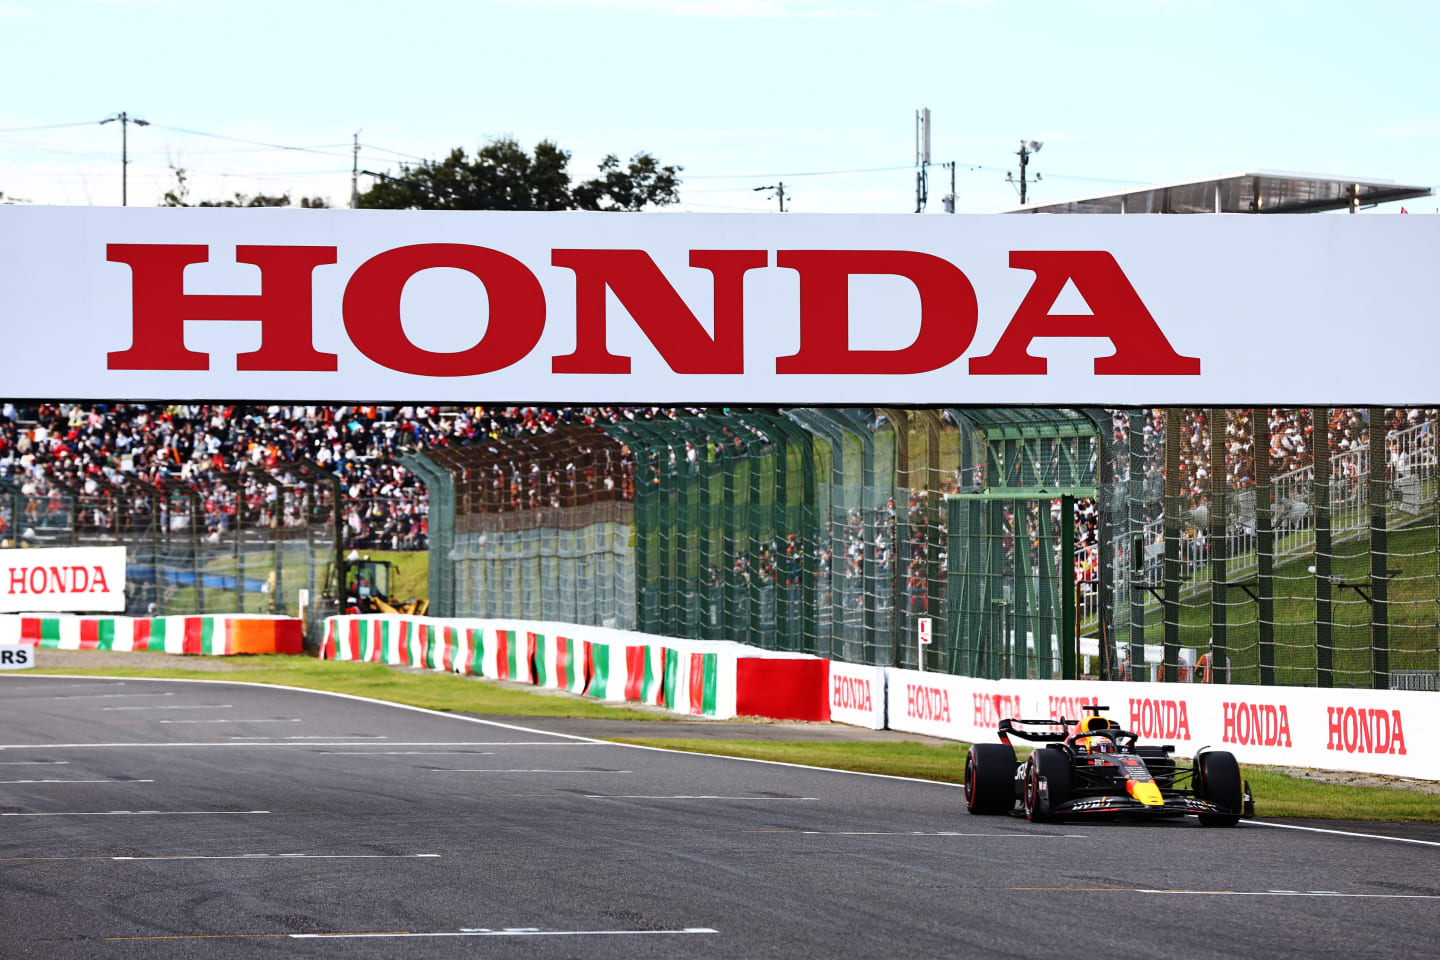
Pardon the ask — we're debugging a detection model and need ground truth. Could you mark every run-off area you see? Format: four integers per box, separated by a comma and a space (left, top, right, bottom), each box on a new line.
0, 674, 1435, 960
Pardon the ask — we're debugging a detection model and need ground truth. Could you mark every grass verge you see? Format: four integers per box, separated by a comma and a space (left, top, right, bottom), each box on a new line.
610, 737, 1440, 822
25, 655, 670, 722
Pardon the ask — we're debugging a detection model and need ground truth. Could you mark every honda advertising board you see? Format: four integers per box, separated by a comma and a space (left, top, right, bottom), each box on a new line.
1, 207, 1435, 403
1, 546, 127, 613
885, 669, 1440, 780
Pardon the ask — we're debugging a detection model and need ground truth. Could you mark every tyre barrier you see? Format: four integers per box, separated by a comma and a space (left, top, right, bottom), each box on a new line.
0, 613, 303, 656
320, 615, 829, 721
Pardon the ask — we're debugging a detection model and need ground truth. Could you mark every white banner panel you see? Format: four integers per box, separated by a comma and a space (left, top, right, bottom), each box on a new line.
885, 669, 1440, 780
0, 206, 1435, 403
0, 644, 34, 669
828, 661, 886, 729
0, 547, 127, 613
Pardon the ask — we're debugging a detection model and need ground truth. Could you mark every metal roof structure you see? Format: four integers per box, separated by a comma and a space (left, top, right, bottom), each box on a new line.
998, 169, 1432, 215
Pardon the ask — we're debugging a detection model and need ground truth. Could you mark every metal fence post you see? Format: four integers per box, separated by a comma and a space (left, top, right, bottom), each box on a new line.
1162, 408, 1181, 683
1315, 407, 1333, 687
1208, 408, 1228, 683
1061, 493, 1076, 680
1369, 407, 1389, 689
1256, 409, 1275, 685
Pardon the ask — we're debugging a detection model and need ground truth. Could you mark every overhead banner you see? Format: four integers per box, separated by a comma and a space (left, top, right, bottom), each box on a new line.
1, 546, 127, 613
0, 206, 1435, 403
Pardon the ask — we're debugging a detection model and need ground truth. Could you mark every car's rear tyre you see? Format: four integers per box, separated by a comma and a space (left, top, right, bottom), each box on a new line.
1023, 747, 1071, 823
965, 744, 1017, 815
1195, 750, 1242, 827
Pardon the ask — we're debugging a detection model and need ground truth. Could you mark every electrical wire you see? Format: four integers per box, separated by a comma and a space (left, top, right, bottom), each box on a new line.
0, 120, 106, 134
146, 123, 351, 158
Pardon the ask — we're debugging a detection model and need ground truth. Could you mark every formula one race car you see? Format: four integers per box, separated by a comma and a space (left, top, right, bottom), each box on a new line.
964, 705, 1254, 826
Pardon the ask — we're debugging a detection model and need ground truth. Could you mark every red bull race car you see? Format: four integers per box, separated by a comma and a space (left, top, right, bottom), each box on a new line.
964, 705, 1254, 826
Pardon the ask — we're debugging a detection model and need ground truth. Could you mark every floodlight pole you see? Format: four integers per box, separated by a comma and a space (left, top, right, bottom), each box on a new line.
100, 112, 149, 207
1017, 141, 1033, 205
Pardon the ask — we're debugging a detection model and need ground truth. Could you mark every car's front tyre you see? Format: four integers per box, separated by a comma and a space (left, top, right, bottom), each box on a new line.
1195, 750, 1242, 827
965, 744, 1017, 815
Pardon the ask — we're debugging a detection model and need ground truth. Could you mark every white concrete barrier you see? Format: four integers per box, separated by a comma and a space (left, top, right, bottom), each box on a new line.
885, 668, 1440, 780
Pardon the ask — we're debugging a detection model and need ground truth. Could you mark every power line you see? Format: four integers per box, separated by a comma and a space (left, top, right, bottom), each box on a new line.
0, 120, 105, 134
146, 123, 351, 158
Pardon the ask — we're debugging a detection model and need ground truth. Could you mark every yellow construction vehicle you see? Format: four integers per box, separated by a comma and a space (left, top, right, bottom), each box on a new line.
326, 555, 428, 616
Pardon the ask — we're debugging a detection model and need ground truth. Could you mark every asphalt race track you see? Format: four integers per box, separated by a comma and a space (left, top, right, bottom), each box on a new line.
1, 675, 1436, 959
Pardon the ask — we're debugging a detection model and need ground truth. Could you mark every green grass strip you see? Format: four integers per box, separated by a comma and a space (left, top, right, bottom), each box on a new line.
609, 737, 1440, 822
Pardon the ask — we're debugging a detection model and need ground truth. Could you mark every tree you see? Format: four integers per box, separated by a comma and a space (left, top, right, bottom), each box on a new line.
572, 152, 681, 211
161, 165, 329, 208
357, 137, 681, 211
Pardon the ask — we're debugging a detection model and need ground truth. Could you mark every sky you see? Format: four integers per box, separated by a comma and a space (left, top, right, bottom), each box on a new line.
1, 0, 1436, 213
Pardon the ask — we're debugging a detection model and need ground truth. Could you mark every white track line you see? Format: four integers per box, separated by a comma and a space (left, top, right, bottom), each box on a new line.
0, 742, 610, 750
1243, 820, 1440, 848
1, 810, 269, 817
288, 928, 719, 940
0, 779, 154, 784
39, 693, 174, 700
110, 853, 441, 861
585, 795, 817, 801
156, 719, 302, 724
438, 769, 633, 774
321, 751, 495, 756
801, 831, 1087, 837
1135, 889, 1440, 900
102, 705, 233, 711
0, 761, 68, 765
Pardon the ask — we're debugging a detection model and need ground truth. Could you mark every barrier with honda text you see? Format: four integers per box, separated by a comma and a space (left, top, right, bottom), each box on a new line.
886, 668, 1440, 780
1, 547, 127, 613
2, 207, 1436, 403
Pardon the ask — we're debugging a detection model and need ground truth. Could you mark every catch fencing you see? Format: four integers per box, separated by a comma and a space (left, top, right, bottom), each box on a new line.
417, 407, 1439, 691
0, 462, 342, 641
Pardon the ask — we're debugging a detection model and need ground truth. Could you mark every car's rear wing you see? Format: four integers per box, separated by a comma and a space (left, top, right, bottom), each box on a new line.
997, 717, 1077, 745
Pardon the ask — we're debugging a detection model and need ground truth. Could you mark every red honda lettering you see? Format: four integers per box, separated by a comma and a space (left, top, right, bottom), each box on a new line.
551, 250, 766, 374
91, 566, 109, 594
343, 244, 546, 377
106, 244, 338, 371
775, 251, 978, 374
969, 251, 1200, 376
7, 567, 23, 595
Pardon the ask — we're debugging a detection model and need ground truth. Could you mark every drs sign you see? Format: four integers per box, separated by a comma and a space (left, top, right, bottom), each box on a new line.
1, 547, 127, 613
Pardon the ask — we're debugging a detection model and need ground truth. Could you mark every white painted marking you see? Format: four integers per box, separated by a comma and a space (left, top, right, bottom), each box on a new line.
103, 705, 233, 711
1243, 820, 1440, 849
1, 810, 269, 817
0, 742, 603, 750
282, 735, 386, 740
40, 693, 174, 700
586, 795, 817, 801
0, 760, 68, 765
157, 719, 302, 724
320, 752, 498, 758
439, 769, 633, 774
0, 779, 154, 784
800, 831, 1087, 837
108, 853, 441, 861
1132, 889, 1440, 900
289, 928, 718, 940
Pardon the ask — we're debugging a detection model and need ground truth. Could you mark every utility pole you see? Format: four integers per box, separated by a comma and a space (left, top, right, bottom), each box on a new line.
99, 112, 149, 206
914, 107, 931, 212
350, 130, 361, 209
1007, 139, 1043, 205
753, 182, 787, 212
941, 161, 956, 213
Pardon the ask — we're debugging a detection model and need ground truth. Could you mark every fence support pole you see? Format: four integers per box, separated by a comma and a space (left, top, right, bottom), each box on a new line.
1208, 408, 1228, 683
1256, 409, 1275, 685
1315, 407, 1333, 687
1128, 411, 1147, 680
1369, 407, 1389, 690
1061, 493, 1076, 680
234, 476, 245, 614
1162, 408, 1181, 683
